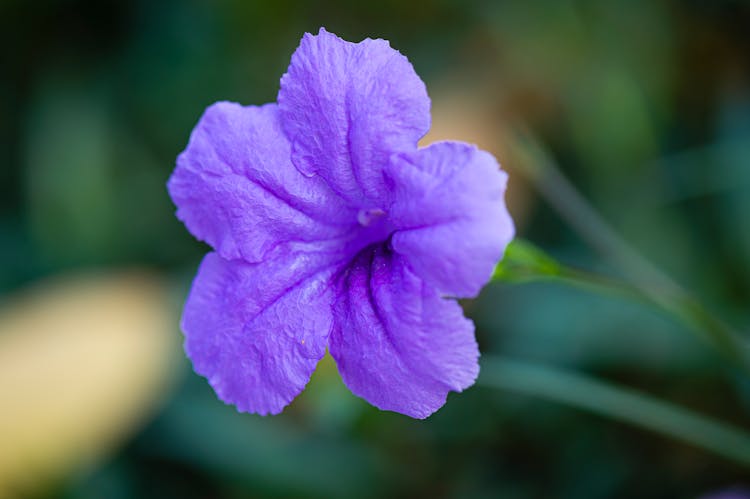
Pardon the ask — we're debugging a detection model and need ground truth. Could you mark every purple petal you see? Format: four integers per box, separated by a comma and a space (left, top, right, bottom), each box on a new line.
278, 28, 430, 203
168, 101, 355, 263
182, 250, 344, 415
387, 141, 514, 298
330, 246, 479, 419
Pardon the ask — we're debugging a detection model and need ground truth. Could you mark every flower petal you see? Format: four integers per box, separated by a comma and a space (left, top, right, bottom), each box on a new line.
278, 28, 430, 203
182, 250, 342, 415
387, 141, 515, 298
330, 246, 479, 419
168, 101, 354, 263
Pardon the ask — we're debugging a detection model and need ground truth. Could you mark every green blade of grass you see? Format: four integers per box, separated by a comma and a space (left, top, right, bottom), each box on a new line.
479, 355, 750, 467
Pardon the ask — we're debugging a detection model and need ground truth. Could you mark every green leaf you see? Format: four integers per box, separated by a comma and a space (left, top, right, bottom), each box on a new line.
493, 239, 563, 283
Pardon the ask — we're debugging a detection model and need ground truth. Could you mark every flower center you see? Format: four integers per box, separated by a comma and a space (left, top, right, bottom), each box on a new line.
357, 208, 386, 227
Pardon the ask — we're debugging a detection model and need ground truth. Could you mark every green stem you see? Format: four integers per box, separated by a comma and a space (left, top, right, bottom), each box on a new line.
479, 355, 750, 466
499, 244, 750, 371
509, 129, 682, 297
506, 131, 750, 370
558, 265, 747, 367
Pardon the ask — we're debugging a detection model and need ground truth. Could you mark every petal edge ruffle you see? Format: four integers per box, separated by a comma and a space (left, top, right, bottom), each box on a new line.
387, 141, 515, 298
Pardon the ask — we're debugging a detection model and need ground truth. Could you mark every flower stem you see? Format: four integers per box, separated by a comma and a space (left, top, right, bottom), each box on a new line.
505, 131, 750, 371
508, 129, 682, 297
494, 239, 750, 371
479, 355, 750, 466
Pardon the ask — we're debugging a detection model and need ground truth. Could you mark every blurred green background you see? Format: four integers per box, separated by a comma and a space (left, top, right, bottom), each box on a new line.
2, 0, 750, 497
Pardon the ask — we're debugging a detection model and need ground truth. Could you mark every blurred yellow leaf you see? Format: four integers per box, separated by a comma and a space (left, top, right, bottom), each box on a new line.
420, 83, 533, 230
0, 272, 180, 497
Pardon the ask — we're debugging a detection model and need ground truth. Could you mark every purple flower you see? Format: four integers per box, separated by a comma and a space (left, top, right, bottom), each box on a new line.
167, 28, 514, 418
